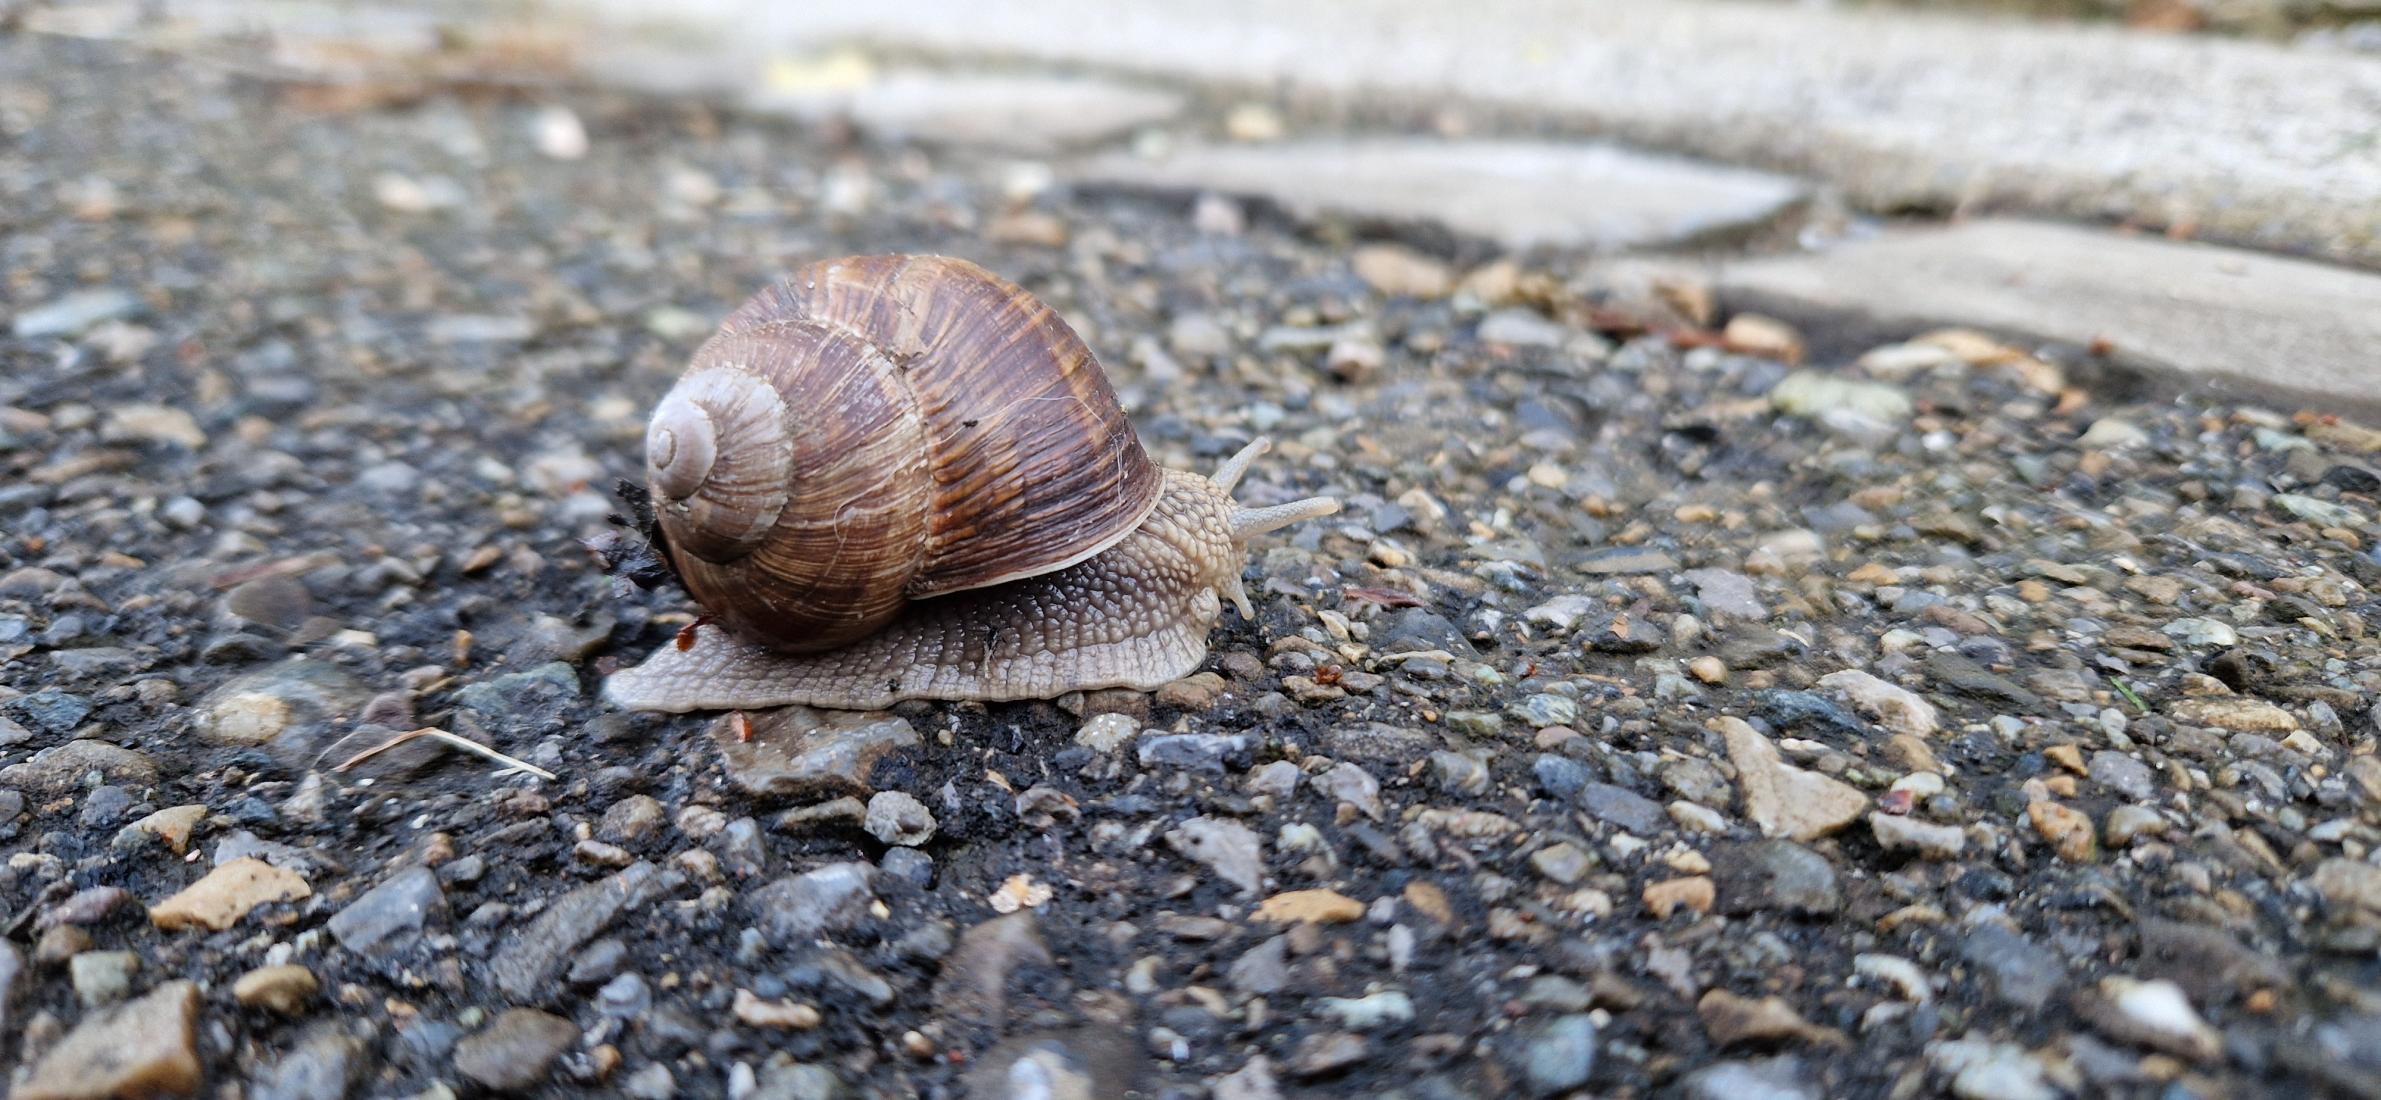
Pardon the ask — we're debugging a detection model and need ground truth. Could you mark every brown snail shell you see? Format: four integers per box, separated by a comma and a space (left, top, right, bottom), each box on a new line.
643, 255, 1164, 653
609, 255, 1339, 713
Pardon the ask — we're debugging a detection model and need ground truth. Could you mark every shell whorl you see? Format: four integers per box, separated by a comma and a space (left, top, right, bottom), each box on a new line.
645, 364, 793, 563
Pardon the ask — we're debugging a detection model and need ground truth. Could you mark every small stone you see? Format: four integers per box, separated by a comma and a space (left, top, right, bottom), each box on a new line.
100, 404, 204, 449
1931, 1038, 2057, 1100
1073, 712, 1138, 753
0, 739, 160, 794
1682, 1058, 1820, 1100
69, 950, 139, 1006
2081, 976, 2222, 1062
2162, 617, 2238, 646
249, 1025, 363, 1100
1818, 670, 1939, 737
2087, 751, 2157, 801
732, 988, 823, 1029
1722, 314, 1804, 364
1531, 842, 1595, 885
2103, 805, 2166, 848
1719, 718, 1867, 841
1683, 568, 1769, 621
1287, 1031, 1372, 1079
1352, 244, 1454, 298
934, 912, 1051, 1027
2077, 418, 2150, 449
1713, 839, 1841, 915
492, 862, 679, 1001
1869, 813, 1966, 860
1253, 889, 1364, 925
597, 794, 666, 843
863, 791, 937, 847
327, 865, 444, 956
14, 980, 202, 1100
454, 1008, 577, 1091
750, 861, 879, 947
1572, 782, 1669, 835
1644, 876, 1716, 918
1319, 990, 1416, 1031
1770, 371, 1912, 422
12, 288, 140, 339
714, 706, 919, 798
1961, 921, 2067, 1010
1510, 693, 1579, 727
233, 964, 321, 1015
150, 858, 311, 932
2168, 696, 2297, 733
1166, 816, 1265, 895
2027, 800, 2098, 863
1698, 989, 1846, 1047
1506, 1014, 1598, 1096
123, 804, 206, 855
2309, 858, 2381, 921
1313, 762, 1383, 820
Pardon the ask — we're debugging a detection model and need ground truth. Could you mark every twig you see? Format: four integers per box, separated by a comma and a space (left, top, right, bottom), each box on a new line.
332, 727, 558, 782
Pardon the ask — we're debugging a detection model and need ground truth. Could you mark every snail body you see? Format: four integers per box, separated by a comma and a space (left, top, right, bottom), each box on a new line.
605, 255, 1336, 713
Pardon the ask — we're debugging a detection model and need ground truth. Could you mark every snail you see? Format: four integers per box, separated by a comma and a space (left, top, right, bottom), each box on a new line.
602, 254, 1339, 713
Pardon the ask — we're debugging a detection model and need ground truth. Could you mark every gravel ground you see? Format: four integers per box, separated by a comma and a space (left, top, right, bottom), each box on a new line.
7, 30, 2381, 1100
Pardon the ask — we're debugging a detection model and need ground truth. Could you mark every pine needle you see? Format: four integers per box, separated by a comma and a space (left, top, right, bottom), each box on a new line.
332, 726, 558, 782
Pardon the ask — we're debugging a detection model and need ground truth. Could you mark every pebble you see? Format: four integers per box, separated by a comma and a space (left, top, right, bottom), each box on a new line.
1818, 669, 1939, 737
1719, 718, 1867, 841
1682, 1057, 1819, 1100
492, 862, 678, 1000
1165, 816, 1266, 895
0, 739, 159, 794
1713, 839, 1841, 915
1073, 712, 1139, 753
1697, 989, 1845, 1047
863, 791, 937, 846
150, 857, 311, 931
1769, 371, 1912, 422
1530, 842, 1595, 885
1644, 876, 1716, 918
713, 706, 920, 798
1870, 812, 1967, 860
12, 288, 140, 338
1352, 243, 1454, 298
2168, 696, 2298, 733
121, 804, 206, 855
15, 980, 201, 1100
453, 1008, 577, 1091
2162, 617, 2237, 646
69, 950, 138, 1006
1288, 1031, 1372, 1078
1573, 782, 1669, 835
1253, 889, 1364, 925
327, 865, 445, 956
2102, 805, 2166, 848
248, 1026, 363, 1100
933, 912, 1050, 1027
1507, 1014, 1597, 1096
1960, 921, 2067, 1010
749, 862, 879, 946
2083, 976, 2222, 1061
1929, 1038, 2056, 1100
233, 964, 321, 1015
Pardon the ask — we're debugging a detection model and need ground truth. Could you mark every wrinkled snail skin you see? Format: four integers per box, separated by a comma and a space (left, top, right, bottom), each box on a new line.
608, 253, 1338, 713
604, 441, 1339, 713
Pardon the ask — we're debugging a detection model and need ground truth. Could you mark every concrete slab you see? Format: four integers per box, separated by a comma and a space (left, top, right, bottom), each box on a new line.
748, 68, 1185, 154
1715, 219, 2381, 411
1072, 139, 1808, 252
548, 0, 2381, 268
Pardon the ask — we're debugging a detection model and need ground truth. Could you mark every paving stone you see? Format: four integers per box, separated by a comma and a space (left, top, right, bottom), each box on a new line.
1075, 139, 1806, 251
666, 0, 2381, 267
750, 68, 1183, 153
1720, 220, 2381, 412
